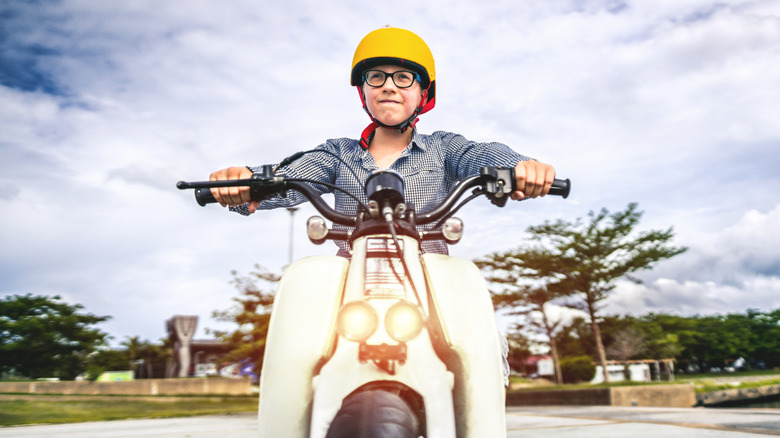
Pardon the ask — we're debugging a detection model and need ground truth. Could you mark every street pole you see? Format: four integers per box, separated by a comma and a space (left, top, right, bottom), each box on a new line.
286, 207, 299, 266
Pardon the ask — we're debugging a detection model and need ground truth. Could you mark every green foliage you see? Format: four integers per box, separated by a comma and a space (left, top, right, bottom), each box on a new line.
478, 202, 687, 382
84, 349, 130, 381
504, 331, 534, 373
636, 310, 780, 371
747, 309, 780, 367
560, 355, 596, 383
210, 265, 279, 376
548, 309, 780, 374
521, 203, 687, 311
477, 234, 573, 383
84, 337, 173, 380
0, 294, 110, 380
553, 316, 593, 358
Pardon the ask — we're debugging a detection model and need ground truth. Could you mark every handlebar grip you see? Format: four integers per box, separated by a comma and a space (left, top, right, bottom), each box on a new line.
195, 188, 218, 206
548, 178, 571, 199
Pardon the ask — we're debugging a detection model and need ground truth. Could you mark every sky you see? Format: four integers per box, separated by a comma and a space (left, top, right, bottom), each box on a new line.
2, 0, 779, 346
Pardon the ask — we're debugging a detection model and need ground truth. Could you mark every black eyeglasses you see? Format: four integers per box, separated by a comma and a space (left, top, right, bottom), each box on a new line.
362, 70, 421, 88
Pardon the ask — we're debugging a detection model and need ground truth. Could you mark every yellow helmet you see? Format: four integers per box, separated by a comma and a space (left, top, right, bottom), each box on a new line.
351, 27, 436, 113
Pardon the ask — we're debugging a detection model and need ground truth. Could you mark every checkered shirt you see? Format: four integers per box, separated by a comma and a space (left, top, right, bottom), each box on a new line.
233, 129, 530, 257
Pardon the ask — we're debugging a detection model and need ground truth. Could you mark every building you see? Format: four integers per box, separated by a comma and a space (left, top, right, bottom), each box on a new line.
521, 355, 555, 379
590, 359, 676, 384
166, 316, 229, 377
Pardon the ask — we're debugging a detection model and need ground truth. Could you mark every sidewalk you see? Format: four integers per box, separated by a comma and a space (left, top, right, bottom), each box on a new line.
1, 406, 779, 437
507, 406, 780, 437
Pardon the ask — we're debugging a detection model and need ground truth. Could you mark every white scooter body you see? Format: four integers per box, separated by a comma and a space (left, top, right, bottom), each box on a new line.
257, 233, 507, 438
178, 163, 568, 437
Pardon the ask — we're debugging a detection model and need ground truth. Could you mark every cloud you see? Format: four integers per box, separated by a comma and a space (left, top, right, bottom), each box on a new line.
606, 203, 780, 316
607, 275, 780, 317
658, 203, 780, 283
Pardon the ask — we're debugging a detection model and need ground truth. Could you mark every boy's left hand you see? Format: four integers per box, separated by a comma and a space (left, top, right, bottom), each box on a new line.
512, 160, 555, 200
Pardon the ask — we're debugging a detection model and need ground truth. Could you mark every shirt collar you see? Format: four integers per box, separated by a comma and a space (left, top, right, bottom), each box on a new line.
410, 128, 427, 152
357, 128, 427, 153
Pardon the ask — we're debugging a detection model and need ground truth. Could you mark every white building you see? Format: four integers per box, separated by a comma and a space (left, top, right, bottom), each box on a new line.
590, 359, 675, 384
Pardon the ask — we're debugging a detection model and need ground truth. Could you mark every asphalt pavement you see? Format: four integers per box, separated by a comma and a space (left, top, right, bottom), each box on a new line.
2, 406, 779, 437
507, 406, 780, 437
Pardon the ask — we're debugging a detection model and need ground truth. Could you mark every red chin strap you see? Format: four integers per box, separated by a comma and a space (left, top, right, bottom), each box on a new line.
359, 121, 380, 150
357, 87, 430, 150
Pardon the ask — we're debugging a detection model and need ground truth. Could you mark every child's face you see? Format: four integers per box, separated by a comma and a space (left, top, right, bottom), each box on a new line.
362, 65, 423, 127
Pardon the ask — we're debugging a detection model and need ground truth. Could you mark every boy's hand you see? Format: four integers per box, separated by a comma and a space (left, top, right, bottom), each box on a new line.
512, 160, 555, 200
209, 166, 261, 213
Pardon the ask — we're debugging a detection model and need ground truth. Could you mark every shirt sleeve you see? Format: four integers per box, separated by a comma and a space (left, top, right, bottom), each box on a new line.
229, 140, 342, 215
436, 131, 533, 180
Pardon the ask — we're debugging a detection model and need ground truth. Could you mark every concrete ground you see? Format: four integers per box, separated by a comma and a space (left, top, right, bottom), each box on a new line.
0, 413, 258, 438
507, 406, 780, 437
1, 406, 779, 437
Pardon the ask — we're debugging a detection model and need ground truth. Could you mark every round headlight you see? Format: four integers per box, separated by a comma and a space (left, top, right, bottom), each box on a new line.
442, 217, 464, 244
337, 301, 379, 342
385, 301, 424, 342
306, 216, 328, 244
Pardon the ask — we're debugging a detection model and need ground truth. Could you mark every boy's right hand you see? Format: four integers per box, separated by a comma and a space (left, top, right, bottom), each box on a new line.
209, 166, 261, 213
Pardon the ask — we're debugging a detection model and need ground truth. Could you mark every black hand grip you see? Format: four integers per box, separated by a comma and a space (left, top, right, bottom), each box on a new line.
195, 188, 217, 206
177, 180, 236, 206
549, 178, 571, 199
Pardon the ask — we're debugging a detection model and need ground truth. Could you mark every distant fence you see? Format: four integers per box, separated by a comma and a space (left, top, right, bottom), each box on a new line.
0, 378, 252, 396
506, 384, 696, 408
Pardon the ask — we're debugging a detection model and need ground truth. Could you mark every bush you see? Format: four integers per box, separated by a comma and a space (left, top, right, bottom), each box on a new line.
560, 356, 596, 383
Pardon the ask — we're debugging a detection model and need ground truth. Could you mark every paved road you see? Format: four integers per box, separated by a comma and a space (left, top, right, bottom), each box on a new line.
2, 406, 779, 437
0, 413, 257, 438
507, 406, 780, 437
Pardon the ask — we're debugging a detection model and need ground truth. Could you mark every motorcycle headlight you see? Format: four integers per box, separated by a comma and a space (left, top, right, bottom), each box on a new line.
385, 301, 424, 342
306, 216, 328, 244
336, 301, 379, 342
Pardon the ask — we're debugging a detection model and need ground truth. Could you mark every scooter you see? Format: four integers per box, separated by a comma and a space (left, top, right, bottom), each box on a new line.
178, 157, 570, 438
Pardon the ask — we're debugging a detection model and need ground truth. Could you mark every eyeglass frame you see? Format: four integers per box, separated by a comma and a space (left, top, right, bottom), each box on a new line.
362, 69, 423, 89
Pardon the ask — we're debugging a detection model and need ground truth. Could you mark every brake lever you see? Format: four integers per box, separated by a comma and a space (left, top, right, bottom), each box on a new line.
480, 167, 514, 207
177, 164, 284, 206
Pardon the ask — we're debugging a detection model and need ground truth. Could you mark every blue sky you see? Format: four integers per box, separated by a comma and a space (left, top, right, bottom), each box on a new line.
2, 0, 779, 345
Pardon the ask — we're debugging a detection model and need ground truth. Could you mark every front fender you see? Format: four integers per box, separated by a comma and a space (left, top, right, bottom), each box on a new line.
258, 255, 349, 438
422, 253, 506, 438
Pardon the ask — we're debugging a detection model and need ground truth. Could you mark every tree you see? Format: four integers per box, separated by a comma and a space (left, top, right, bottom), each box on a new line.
0, 294, 111, 379
121, 336, 143, 365
682, 314, 756, 371
606, 326, 645, 380
746, 309, 780, 369
638, 311, 771, 372
478, 242, 579, 383
210, 265, 279, 376
559, 355, 596, 383
606, 327, 645, 362
633, 314, 684, 361
487, 203, 686, 382
84, 348, 129, 380
141, 338, 176, 379
119, 336, 171, 379
83, 337, 173, 380
504, 330, 535, 375
553, 316, 593, 359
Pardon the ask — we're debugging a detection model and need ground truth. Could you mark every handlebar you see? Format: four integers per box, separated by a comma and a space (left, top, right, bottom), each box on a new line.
176, 172, 358, 225
177, 166, 571, 227
549, 179, 571, 198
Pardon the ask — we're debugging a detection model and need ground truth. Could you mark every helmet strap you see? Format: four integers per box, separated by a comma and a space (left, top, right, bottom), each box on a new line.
360, 121, 380, 149
356, 86, 429, 150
